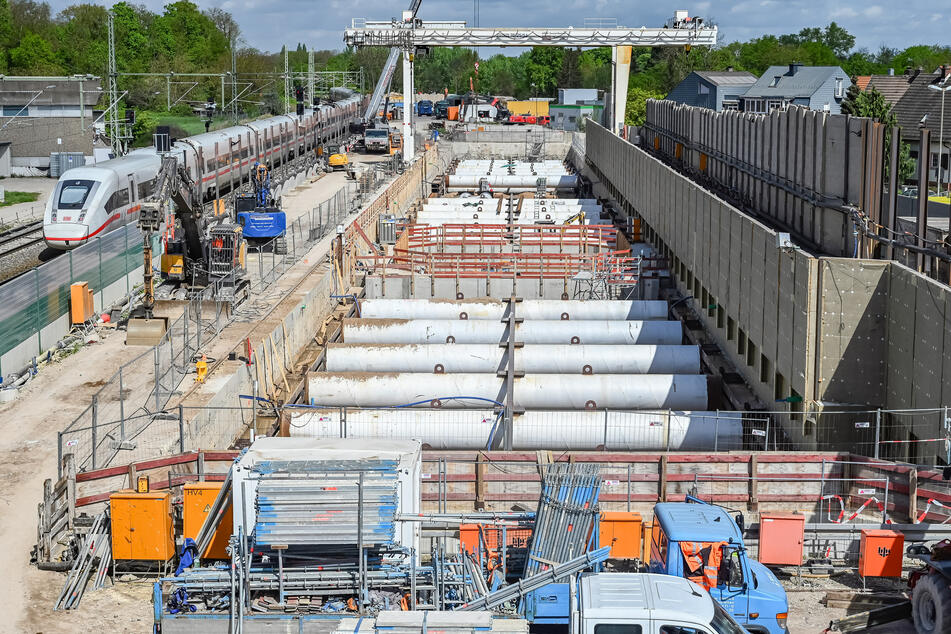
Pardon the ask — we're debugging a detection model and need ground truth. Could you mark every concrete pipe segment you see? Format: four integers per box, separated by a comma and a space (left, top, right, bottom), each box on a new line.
306, 373, 708, 410
288, 409, 741, 451
446, 175, 578, 189
358, 299, 670, 321
325, 344, 700, 374
341, 318, 683, 345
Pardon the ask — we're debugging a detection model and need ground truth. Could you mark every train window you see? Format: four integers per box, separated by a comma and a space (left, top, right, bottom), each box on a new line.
206, 159, 216, 171
137, 179, 155, 200
58, 180, 95, 209
106, 187, 130, 212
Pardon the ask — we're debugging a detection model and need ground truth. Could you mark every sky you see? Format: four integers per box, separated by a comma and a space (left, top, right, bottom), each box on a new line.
88, 0, 951, 56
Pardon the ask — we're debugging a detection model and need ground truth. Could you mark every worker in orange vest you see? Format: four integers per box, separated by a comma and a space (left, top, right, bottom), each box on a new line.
195, 354, 208, 383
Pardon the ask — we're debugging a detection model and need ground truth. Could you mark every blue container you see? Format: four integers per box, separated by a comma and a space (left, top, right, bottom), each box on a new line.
237, 210, 286, 239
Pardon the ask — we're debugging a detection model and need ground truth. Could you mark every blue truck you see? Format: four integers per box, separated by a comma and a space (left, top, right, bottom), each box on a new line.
649, 498, 789, 633
416, 100, 434, 116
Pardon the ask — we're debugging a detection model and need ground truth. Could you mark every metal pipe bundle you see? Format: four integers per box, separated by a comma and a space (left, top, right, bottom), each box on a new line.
326, 344, 700, 374
341, 319, 683, 345
523, 463, 601, 577
358, 299, 669, 321
307, 373, 708, 410
287, 409, 743, 451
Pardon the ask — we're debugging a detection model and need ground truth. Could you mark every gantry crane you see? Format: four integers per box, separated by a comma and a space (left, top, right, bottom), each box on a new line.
344, 11, 718, 159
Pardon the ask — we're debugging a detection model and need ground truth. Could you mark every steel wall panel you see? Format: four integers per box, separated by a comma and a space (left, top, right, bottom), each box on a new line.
885, 266, 916, 408
911, 277, 946, 408
795, 251, 818, 397
762, 231, 781, 375
747, 224, 768, 357
719, 199, 733, 313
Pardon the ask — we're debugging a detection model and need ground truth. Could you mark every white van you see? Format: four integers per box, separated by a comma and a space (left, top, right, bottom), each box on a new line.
575, 573, 747, 634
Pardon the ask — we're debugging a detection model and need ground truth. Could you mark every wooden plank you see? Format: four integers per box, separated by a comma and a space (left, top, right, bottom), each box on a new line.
659, 455, 668, 503
750, 454, 759, 512
475, 454, 486, 511
909, 466, 918, 522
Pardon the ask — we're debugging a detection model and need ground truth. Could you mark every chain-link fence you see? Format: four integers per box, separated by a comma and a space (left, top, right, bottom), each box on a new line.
0, 223, 146, 378
56, 180, 365, 476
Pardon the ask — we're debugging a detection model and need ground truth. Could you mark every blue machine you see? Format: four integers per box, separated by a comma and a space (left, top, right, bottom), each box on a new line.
234, 163, 286, 250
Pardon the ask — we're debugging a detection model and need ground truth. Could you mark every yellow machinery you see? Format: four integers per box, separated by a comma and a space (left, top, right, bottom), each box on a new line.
110, 490, 175, 561
327, 144, 349, 171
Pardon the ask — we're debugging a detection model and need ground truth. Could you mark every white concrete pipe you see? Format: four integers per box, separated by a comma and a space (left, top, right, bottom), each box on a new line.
288, 409, 742, 451
358, 299, 669, 321
447, 175, 578, 189
307, 373, 708, 410
325, 344, 700, 374
342, 319, 683, 345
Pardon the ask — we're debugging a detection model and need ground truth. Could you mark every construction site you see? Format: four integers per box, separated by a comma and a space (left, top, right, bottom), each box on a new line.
3, 7, 951, 634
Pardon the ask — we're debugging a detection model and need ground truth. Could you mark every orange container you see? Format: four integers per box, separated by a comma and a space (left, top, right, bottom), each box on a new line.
758, 513, 805, 565
110, 490, 174, 561
858, 529, 904, 577
70, 281, 94, 324
447, 106, 459, 121
182, 482, 233, 560
599, 512, 643, 559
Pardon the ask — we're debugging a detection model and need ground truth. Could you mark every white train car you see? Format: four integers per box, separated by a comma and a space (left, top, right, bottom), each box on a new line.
44, 94, 363, 250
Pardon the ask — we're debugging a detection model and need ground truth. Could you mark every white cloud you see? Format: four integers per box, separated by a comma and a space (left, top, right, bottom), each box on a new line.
863, 6, 884, 17
830, 7, 858, 18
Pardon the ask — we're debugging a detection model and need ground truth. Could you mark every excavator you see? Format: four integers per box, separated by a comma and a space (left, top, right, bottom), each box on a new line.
127, 154, 249, 345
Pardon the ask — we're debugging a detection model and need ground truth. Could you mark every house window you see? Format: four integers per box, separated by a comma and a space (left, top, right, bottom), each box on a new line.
744, 98, 766, 113
932, 152, 940, 168
722, 101, 739, 111
835, 78, 844, 98
2, 105, 26, 116
767, 99, 785, 112
568, 116, 577, 123
769, 76, 780, 87
698, 83, 710, 95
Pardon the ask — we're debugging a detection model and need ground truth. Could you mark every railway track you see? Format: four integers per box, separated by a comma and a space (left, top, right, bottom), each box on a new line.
0, 220, 45, 259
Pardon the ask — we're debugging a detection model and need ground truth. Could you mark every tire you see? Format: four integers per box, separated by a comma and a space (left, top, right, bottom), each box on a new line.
914, 573, 951, 634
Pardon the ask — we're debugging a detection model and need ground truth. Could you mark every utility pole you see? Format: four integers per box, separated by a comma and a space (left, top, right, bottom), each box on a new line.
231, 38, 238, 124
308, 50, 315, 108
284, 47, 290, 114
106, 11, 124, 156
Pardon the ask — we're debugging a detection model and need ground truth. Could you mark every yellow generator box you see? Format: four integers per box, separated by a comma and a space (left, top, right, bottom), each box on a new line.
183, 481, 233, 560
110, 490, 174, 561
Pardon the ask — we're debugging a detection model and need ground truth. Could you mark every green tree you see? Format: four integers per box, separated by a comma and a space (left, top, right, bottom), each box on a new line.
625, 85, 664, 126
822, 22, 854, 58
840, 86, 915, 182
9, 30, 59, 73
525, 47, 563, 97
0, 0, 11, 72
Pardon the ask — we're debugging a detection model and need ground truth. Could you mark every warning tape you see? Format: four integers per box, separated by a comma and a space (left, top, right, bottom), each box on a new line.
821, 494, 893, 524
916, 498, 951, 524
878, 437, 949, 444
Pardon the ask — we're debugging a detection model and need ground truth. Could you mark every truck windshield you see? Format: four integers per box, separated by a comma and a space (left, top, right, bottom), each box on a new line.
366, 130, 389, 138
710, 601, 747, 634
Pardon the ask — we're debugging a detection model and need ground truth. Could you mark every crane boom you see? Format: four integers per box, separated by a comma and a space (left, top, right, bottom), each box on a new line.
361, 0, 422, 126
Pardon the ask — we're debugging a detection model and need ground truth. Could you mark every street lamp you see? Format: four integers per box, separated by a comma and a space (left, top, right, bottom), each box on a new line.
929, 77, 951, 198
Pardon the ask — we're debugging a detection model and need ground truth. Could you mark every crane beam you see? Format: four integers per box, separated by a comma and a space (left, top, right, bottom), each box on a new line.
345, 23, 717, 48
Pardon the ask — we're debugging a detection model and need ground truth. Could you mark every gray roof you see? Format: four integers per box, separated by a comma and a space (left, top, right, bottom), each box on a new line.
865, 75, 914, 106
743, 65, 845, 99
892, 70, 951, 141
694, 71, 757, 86
0, 78, 102, 107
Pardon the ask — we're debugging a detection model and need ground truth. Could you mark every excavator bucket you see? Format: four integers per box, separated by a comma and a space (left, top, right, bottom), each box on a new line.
126, 317, 168, 346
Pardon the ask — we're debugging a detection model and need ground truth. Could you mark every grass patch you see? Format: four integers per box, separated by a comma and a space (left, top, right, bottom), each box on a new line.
0, 191, 40, 207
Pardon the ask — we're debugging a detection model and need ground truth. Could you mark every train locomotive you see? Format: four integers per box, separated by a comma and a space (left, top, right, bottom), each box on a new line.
43, 91, 362, 250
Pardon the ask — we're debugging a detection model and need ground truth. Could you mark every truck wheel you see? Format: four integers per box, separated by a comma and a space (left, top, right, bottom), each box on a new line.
914, 573, 951, 634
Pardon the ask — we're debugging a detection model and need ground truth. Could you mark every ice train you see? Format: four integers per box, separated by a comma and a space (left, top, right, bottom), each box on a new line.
44, 92, 363, 249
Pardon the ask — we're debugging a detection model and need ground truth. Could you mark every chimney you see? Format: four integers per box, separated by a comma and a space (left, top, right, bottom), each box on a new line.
788, 62, 803, 76
888, 67, 894, 76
